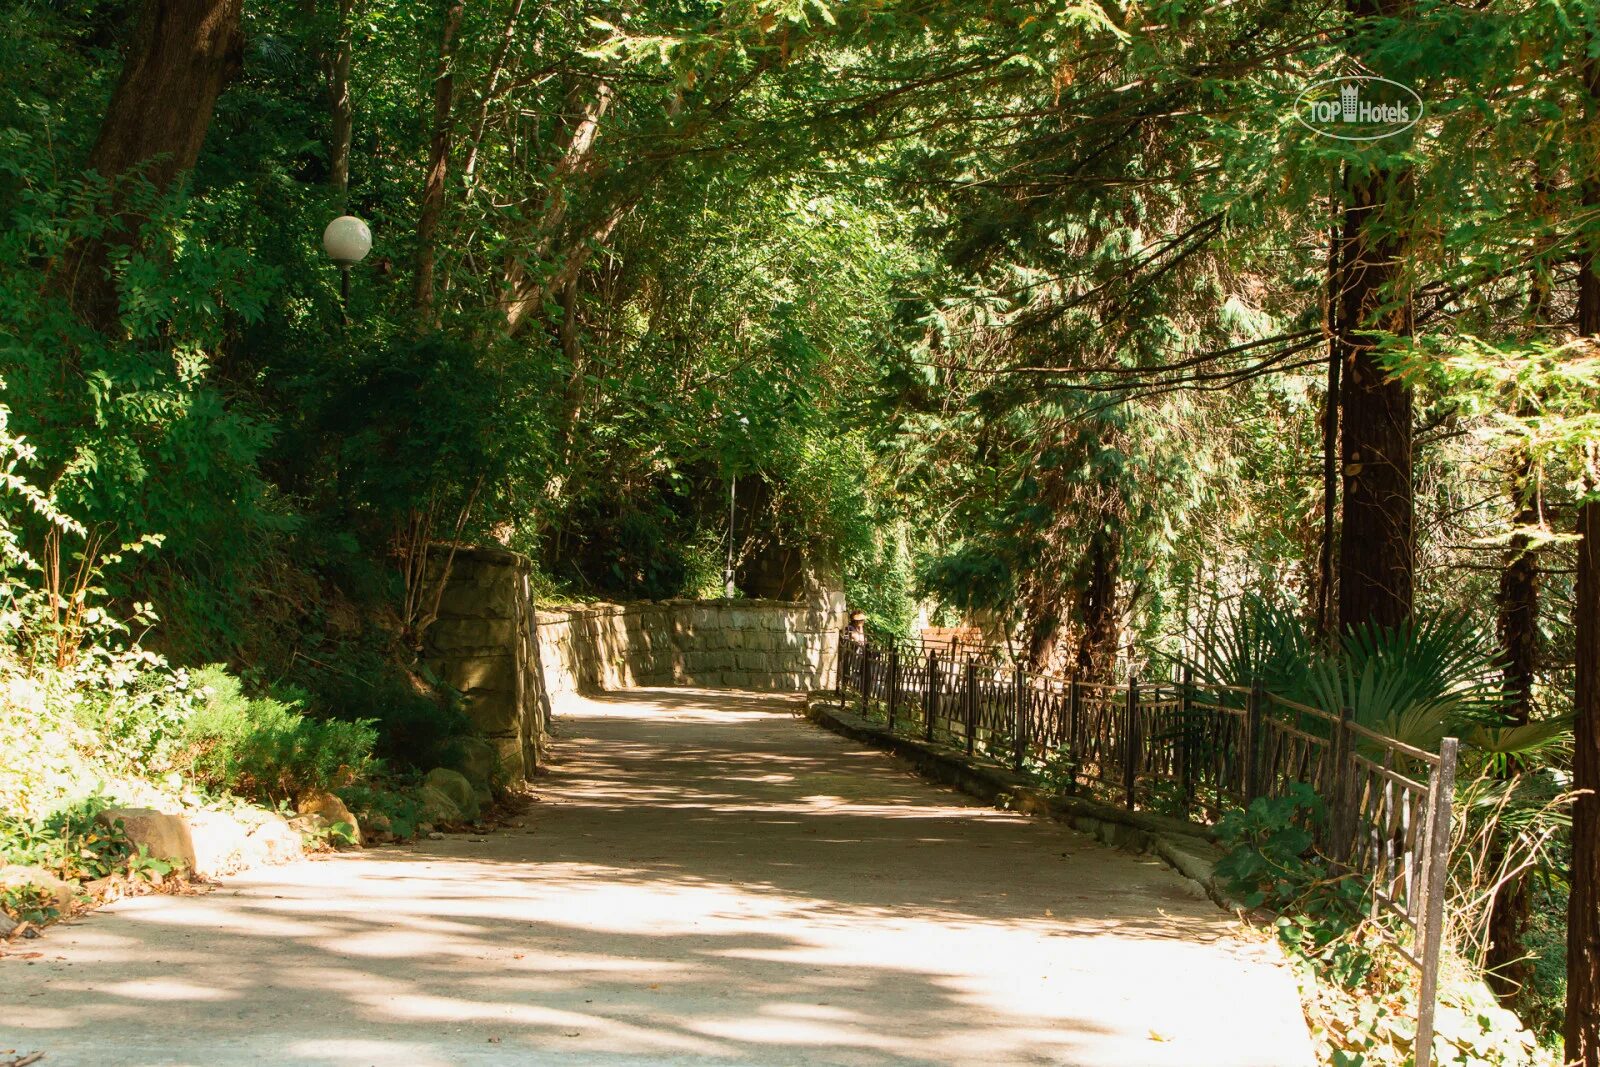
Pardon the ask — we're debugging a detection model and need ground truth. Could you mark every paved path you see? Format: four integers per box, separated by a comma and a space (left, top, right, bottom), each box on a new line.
1, 688, 1313, 1067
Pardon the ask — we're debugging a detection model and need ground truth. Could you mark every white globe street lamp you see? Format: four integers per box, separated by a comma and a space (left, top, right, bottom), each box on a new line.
322, 215, 372, 319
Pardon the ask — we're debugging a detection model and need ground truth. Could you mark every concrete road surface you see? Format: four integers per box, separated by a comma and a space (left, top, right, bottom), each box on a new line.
0, 687, 1314, 1066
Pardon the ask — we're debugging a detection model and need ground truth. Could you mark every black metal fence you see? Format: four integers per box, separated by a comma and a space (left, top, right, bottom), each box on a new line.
835, 636, 1460, 1067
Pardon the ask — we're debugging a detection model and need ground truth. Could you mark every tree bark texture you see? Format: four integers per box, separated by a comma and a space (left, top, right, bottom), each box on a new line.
413, 0, 465, 324
1336, 0, 1414, 636
1486, 444, 1539, 1002
325, 0, 355, 196
61, 0, 244, 329
1072, 522, 1121, 683
1568, 46, 1600, 1053
1571, 478, 1600, 1067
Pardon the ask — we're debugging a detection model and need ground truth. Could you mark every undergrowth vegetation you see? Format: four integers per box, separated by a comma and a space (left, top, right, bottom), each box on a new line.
1216, 787, 1557, 1066
0, 390, 416, 927
173, 668, 376, 804
1186, 600, 1575, 1059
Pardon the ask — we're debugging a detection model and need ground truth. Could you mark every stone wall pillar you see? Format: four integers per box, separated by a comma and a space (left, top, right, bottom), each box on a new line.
421, 545, 546, 780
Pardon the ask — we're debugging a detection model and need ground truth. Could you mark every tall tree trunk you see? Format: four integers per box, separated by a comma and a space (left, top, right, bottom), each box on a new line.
1073, 521, 1121, 682
414, 0, 465, 324
1486, 225, 1552, 1007
1485, 442, 1539, 1001
1318, 186, 1341, 642
325, 0, 355, 197
1022, 578, 1061, 673
59, 0, 244, 329
1336, 0, 1414, 636
1568, 44, 1600, 1064
501, 81, 615, 335
1573, 465, 1600, 1067
551, 274, 586, 473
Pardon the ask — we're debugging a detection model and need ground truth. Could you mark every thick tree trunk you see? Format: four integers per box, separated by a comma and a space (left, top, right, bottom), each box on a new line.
1336, 0, 1414, 636
1022, 579, 1061, 673
1573, 482, 1600, 1067
60, 0, 244, 329
413, 0, 465, 324
1486, 240, 1552, 1007
1498, 462, 1541, 721
1335, 171, 1413, 633
1568, 48, 1600, 1056
1318, 193, 1341, 642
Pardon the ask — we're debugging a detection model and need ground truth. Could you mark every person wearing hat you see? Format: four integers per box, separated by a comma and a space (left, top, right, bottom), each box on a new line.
845, 609, 868, 646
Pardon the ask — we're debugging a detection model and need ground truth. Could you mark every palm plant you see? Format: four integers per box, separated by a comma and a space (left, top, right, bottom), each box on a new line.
1180, 599, 1570, 755
1302, 614, 1506, 750
1178, 594, 1316, 699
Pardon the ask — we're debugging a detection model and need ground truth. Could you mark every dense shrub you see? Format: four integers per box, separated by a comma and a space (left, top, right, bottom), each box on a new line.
300, 655, 470, 771
174, 667, 376, 803
335, 781, 426, 841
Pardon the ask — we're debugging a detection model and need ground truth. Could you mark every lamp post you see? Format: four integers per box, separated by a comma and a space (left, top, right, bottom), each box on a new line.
322, 215, 372, 322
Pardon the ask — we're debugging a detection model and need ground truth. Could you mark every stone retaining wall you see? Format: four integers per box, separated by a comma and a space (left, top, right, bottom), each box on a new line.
535, 597, 846, 697
422, 544, 847, 781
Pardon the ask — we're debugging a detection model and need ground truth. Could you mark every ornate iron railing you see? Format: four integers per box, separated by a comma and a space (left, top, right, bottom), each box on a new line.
834, 636, 1459, 1067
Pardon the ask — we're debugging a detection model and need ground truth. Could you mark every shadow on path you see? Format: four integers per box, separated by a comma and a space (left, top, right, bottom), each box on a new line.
0, 686, 1314, 1067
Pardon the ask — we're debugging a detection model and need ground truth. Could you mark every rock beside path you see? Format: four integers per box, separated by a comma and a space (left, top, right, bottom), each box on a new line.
96, 806, 304, 878
0, 864, 77, 914
423, 767, 480, 821
295, 791, 362, 846
452, 737, 500, 809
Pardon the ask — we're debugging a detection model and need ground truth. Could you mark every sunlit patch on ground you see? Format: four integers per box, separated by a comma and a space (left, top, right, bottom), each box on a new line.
0, 687, 1314, 1066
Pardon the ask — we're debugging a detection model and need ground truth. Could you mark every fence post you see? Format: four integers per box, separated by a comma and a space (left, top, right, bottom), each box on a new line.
1067, 672, 1081, 765
1178, 665, 1193, 812
925, 650, 939, 742
1413, 737, 1460, 1067
859, 646, 873, 717
1243, 677, 1264, 803
1329, 705, 1354, 861
965, 659, 978, 756
1012, 664, 1027, 771
886, 648, 899, 733
835, 632, 846, 705
1123, 673, 1140, 810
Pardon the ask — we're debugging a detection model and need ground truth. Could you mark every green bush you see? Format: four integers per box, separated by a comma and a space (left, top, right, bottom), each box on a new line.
1, 883, 60, 925
1215, 782, 1329, 909
1216, 784, 1376, 989
174, 666, 376, 802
